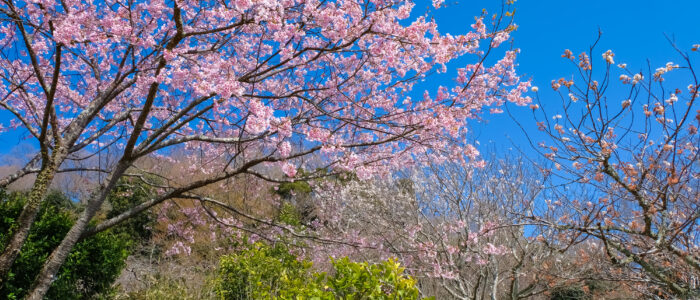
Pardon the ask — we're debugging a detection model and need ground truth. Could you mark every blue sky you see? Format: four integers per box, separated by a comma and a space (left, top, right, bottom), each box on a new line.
431, 0, 699, 150
0, 0, 698, 160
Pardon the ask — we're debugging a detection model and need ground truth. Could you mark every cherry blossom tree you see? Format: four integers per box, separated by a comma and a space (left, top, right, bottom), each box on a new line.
0, 0, 530, 298
517, 37, 699, 297
305, 155, 592, 299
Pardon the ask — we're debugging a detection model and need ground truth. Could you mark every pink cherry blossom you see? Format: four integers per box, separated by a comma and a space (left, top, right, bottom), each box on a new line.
282, 162, 297, 178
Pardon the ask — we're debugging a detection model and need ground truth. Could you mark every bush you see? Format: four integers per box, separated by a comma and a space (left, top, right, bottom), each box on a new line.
215, 242, 427, 299
107, 177, 156, 243
274, 181, 312, 199
277, 202, 303, 227
0, 190, 131, 299
216, 242, 314, 299
322, 257, 422, 299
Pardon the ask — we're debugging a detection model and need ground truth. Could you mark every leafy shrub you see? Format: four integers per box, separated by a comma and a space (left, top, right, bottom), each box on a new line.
0, 190, 131, 299
107, 177, 156, 243
216, 242, 314, 299
277, 202, 303, 227
215, 242, 427, 299
275, 175, 316, 227
322, 257, 422, 299
274, 181, 312, 199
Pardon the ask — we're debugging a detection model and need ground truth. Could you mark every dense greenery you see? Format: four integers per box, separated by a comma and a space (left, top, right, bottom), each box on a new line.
216, 242, 427, 299
322, 257, 424, 299
107, 177, 156, 243
216, 242, 315, 299
277, 202, 304, 227
0, 190, 130, 299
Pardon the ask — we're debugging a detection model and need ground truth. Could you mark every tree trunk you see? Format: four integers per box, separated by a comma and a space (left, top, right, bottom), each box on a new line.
509, 272, 519, 300
0, 161, 57, 284
491, 262, 499, 300
0, 54, 125, 290
25, 163, 128, 300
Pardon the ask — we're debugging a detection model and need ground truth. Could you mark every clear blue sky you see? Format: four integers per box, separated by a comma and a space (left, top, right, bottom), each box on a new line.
0, 0, 698, 159
431, 0, 699, 150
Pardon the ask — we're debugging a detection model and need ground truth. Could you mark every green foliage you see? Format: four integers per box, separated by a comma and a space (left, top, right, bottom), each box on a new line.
0, 190, 24, 248
274, 169, 316, 227
321, 257, 423, 300
278, 202, 303, 227
274, 167, 313, 199
215, 242, 427, 300
216, 242, 314, 299
274, 181, 312, 199
0, 190, 130, 299
107, 177, 156, 243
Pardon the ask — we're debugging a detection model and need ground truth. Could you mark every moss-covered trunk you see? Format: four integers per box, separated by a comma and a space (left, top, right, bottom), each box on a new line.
0, 160, 58, 284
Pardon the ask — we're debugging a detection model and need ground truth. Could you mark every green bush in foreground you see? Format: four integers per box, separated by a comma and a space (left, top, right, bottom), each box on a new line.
323, 257, 422, 299
0, 190, 130, 299
216, 242, 428, 300
216, 242, 315, 299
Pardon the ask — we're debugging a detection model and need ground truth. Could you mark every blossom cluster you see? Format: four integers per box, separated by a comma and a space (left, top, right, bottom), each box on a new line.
0, 0, 529, 182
